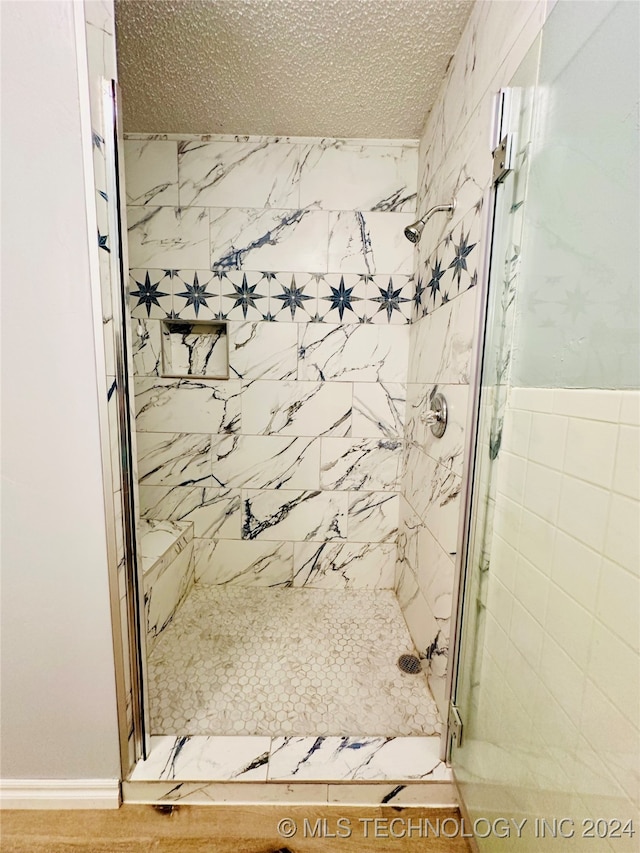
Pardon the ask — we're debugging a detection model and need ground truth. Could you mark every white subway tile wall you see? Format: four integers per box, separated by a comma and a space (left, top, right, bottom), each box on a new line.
485, 387, 640, 834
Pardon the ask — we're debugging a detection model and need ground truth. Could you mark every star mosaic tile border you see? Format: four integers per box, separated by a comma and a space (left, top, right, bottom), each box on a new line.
129, 270, 414, 325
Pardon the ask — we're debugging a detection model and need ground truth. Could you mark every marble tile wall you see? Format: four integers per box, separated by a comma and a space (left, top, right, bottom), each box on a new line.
125, 135, 418, 590
395, 0, 553, 718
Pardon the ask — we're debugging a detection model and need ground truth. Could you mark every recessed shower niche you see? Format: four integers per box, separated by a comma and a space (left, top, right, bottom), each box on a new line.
161, 319, 229, 380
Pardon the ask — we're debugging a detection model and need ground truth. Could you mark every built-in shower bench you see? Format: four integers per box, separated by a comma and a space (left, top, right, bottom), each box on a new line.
138, 518, 195, 654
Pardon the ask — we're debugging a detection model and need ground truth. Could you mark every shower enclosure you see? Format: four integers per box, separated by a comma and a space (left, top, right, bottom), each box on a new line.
83, 0, 637, 818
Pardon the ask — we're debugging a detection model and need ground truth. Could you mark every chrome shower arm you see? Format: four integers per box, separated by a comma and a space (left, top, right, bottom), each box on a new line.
404, 200, 456, 243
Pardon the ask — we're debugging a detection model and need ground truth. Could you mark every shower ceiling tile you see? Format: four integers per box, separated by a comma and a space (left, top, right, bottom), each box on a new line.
178, 139, 301, 209
123, 139, 179, 206
210, 434, 320, 491
240, 380, 351, 438
134, 378, 241, 435
115, 1, 473, 138
298, 324, 409, 383
292, 542, 396, 589
210, 207, 329, 273
327, 211, 414, 275
127, 206, 210, 269
242, 489, 347, 542
299, 143, 418, 213
195, 539, 293, 586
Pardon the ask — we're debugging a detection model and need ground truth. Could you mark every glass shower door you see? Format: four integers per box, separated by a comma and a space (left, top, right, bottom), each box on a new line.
450, 2, 639, 850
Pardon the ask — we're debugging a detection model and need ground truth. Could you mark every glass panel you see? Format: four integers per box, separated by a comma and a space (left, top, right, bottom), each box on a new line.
452, 2, 639, 850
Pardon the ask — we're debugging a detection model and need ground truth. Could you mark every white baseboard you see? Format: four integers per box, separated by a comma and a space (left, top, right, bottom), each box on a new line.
0, 779, 120, 809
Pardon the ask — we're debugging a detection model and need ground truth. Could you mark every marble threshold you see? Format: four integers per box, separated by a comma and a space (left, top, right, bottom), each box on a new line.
123, 733, 452, 805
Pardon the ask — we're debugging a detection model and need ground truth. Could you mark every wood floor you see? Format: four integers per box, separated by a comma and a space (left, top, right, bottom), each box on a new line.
1, 805, 474, 852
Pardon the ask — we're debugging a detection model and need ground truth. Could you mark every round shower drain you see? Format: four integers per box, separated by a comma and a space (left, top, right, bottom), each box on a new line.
397, 654, 422, 674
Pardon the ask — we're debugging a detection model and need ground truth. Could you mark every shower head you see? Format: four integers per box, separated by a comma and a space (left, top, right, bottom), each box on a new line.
404, 220, 425, 244
404, 200, 456, 244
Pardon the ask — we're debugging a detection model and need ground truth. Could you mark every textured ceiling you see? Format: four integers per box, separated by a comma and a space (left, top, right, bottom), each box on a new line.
115, 0, 473, 138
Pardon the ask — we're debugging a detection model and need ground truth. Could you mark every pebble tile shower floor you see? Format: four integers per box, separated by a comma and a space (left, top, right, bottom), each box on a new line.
148, 587, 443, 737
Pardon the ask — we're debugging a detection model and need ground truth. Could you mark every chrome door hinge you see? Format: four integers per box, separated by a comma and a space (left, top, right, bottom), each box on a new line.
492, 133, 515, 185
449, 703, 464, 749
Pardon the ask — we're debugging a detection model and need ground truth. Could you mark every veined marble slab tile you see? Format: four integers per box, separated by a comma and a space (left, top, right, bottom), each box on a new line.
347, 492, 399, 543
127, 206, 210, 269
404, 383, 468, 477
292, 542, 395, 589
131, 317, 162, 376
145, 541, 195, 652
299, 143, 418, 212
138, 518, 192, 569
137, 432, 212, 487
160, 319, 229, 378
396, 560, 441, 658
403, 445, 461, 555
211, 434, 320, 490
124, 139, 178, 206
320, 438, 402, 491
195, 539, 293, 586
178, 139, 301, 209
267, 737, 449, 781
327, 211, 414, 275
228, 321, 297, 379
210, 207, 328, 272
298, 324, 409, 383
352, 382, 406, 438
241, 380, 351, 437
327, 781, 456, 806
122, 780, 329, 805
408, 286, 478, 385
242, 489, 347, 542
135, 378, 241, 434
130, 736, 270, 781
139, 485, 241, 539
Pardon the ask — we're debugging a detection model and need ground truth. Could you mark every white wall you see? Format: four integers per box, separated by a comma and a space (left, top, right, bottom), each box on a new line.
0, 0, 120, 780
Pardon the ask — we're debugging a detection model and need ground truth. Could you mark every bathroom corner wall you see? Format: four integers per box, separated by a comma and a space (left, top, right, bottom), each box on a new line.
396, 0, 554, 715
124, 136, 417, 589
